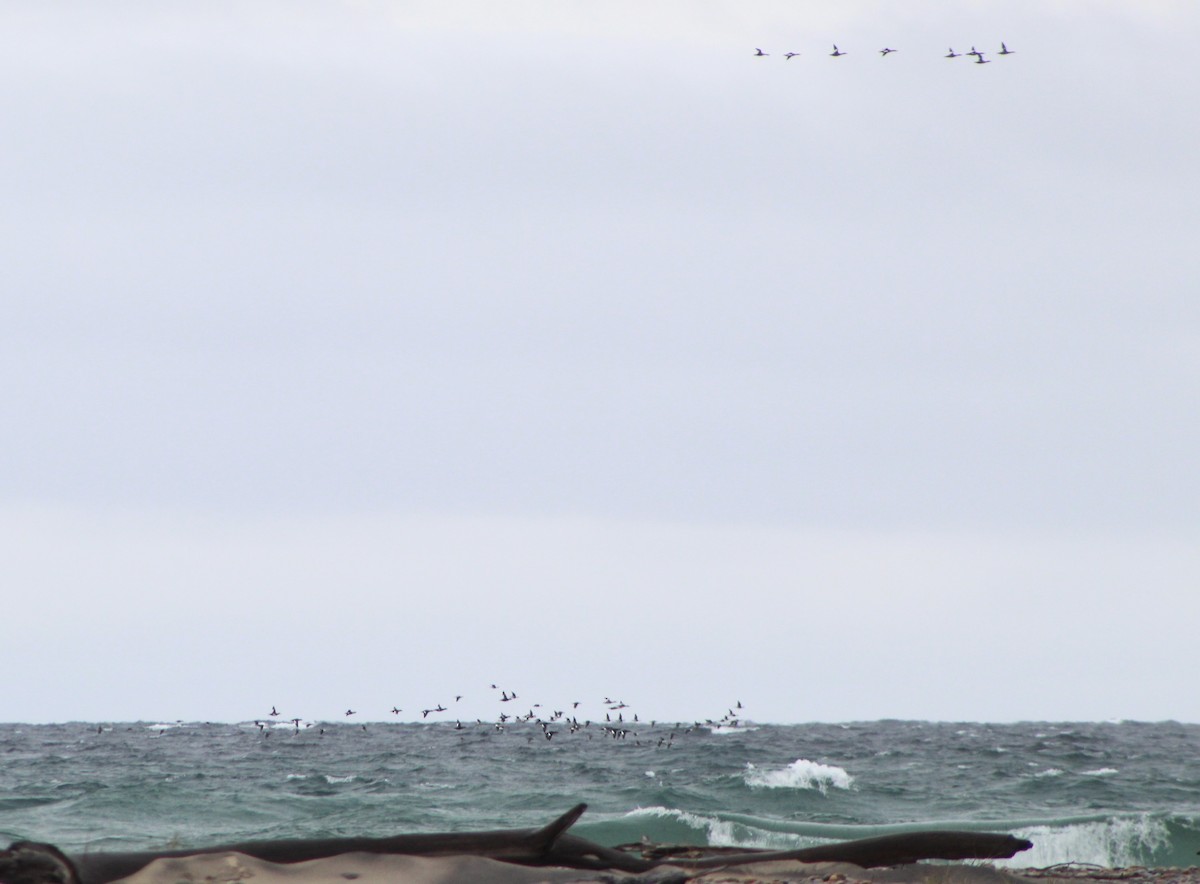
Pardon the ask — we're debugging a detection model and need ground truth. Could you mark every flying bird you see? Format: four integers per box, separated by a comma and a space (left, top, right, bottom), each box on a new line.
945, 48, 960, 58
784, 51, 800, 59
999, 42, 1014, 55
880, 47, 896, 56
754, 47, 768, 57
974, 53, 990, 64
830, 44, 846, 56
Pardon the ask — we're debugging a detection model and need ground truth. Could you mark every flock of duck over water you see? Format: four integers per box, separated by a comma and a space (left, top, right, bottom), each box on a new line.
753, 42, 1016, 64
116, 688, 753, 748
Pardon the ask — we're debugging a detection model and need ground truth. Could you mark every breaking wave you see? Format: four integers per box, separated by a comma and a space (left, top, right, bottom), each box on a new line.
1002, 814, 1172, 868
744, 759, 854, 793
606, 809, 1199, 869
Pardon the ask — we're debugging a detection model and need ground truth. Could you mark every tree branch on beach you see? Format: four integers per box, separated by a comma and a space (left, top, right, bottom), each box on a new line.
5, 804, 1034, 883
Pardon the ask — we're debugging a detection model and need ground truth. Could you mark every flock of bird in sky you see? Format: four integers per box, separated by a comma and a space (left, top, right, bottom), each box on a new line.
246, 685, 750, 747
754, 42, 1016, 64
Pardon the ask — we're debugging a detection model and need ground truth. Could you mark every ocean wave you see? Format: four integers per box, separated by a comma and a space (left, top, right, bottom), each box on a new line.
744, 759, 854, 794
620, 808, 1189, 868
1003, 814, 1171, 868
625, 807, 815, 850
1082, 767, 1120, 776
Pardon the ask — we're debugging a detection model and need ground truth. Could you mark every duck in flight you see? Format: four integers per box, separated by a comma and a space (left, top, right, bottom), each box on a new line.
784, 51, 799, 59
999, 42, 1014, 55
974, 53, 990, 64
879, 47, 896, 56
754, 47, 768, 57
945, 48, 960, 58
830, 44, 846, 56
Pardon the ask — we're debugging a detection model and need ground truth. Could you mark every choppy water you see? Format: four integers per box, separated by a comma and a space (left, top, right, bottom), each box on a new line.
2, 721, 1199, 868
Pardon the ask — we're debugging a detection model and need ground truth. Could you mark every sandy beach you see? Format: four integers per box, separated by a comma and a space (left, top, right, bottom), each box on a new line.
105, 852, 1200, 884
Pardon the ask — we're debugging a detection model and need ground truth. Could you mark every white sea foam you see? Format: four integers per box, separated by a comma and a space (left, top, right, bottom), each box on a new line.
626, 807, 810, 850
744, 759, 854, 794
1082, 767, 1119, 776
1001, 815, 1170, 868
286, 773, 308, 780
1034, 768, 1065, 778
323, 774, 356, 784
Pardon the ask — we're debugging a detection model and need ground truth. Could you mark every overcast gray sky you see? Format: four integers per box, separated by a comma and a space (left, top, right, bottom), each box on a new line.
2, 1, 1197, 725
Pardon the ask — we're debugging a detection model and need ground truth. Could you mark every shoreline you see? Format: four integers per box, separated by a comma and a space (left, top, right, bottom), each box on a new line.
106, 855, 1200, 884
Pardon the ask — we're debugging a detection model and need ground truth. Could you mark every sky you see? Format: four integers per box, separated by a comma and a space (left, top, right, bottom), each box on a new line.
2, 1, 1198, 725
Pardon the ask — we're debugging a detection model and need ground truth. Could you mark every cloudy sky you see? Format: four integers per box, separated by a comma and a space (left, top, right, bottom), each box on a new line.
2, 1, 1197, 725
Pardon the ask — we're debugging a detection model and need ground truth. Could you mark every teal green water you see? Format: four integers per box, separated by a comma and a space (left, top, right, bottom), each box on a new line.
2, 721, 1199, 868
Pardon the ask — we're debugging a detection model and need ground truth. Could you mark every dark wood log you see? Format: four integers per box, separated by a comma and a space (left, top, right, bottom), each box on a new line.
1, 842, 81, 884
660, 830, 1034, 870
11, 804, 1031, 883
67, 804, 588, 884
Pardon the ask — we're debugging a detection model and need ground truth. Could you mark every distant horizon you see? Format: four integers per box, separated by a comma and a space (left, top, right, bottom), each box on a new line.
9, 716, 1199, 727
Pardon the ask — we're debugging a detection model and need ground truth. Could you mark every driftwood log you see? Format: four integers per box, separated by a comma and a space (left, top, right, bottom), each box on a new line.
2, 803, 1033, 884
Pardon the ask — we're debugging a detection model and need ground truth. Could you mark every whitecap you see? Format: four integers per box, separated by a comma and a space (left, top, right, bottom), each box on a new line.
1081, 767, 1119, 776
744, 759, 854, 794
323, 774, 356, 784
1001, 814, 1169, 868
626, 807, 806, 850
1034, 768, 1065, 778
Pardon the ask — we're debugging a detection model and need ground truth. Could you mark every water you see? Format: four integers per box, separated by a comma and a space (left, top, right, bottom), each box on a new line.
3, 720, 1199, 869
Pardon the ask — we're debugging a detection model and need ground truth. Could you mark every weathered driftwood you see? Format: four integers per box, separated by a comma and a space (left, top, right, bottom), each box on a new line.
65, 805, 588, 884
640, 830, 1035, 870
2, 803, 1033, 884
